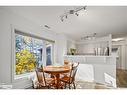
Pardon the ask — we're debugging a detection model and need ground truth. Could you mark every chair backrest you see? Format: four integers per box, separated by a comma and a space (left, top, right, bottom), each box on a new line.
69, 62, 79, 83
35, 67, 47, 86
64, 60, 69, 65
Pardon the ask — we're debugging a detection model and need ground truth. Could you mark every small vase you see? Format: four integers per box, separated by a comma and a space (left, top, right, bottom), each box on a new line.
72, 53, 74, 55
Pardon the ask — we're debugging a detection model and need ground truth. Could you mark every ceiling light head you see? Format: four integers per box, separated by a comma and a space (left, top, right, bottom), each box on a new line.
69, 10, 74, 14
60, 16, 64, 22
65, 15, 67, 19
83, 6, 86, 10
81, 33, 97, 40
75, 13, 79, 16
44, 25, 51, 29
93, 33, 97, 36
61, 18, 64, 22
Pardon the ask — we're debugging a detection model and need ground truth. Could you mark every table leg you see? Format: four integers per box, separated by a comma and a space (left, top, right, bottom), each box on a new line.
55, 74, 60, 89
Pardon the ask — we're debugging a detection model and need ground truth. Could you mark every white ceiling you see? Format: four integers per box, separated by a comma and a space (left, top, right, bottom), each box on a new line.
3, 6, 127, 41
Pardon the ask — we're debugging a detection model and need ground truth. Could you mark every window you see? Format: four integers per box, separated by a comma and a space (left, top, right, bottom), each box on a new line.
46, 42, 53, 66
15, 31, 54, 77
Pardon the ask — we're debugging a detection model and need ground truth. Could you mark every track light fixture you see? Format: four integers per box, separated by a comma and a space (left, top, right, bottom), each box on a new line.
81, 33, 97, 40
60, 6, 86, 22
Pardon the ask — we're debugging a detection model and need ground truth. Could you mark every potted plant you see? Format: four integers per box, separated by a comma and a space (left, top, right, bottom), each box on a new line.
70, 48, 76, 55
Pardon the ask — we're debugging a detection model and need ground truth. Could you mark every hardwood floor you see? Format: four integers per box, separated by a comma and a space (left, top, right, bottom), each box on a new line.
116, 69, 127, 88
28, 69, 127, 89
28, 81, 113, 89
75, 81, 113, 89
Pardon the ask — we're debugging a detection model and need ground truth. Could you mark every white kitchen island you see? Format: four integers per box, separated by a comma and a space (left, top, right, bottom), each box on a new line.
64, 55, 117, 87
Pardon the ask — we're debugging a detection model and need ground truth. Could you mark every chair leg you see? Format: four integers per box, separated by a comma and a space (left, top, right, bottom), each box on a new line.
69, 84, 71, 89
47, 87, 49, 89
73, 82, 76, 89
65, 83, 67, 89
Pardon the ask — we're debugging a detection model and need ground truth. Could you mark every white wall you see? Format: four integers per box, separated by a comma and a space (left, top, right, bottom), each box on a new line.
76, 44, 96, 54
67, 38, 76, 54
56, 34, 67, 65
76, 35, 112, 55
0, 8, 67, 88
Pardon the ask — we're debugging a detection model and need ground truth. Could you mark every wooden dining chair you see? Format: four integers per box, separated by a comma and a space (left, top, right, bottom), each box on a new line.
34, 67, 55, 89
64, 60, 70, 65
60, 62, 79, 89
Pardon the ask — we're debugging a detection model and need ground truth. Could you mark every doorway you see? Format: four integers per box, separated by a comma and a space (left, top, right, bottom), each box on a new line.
112, 45, 127, 88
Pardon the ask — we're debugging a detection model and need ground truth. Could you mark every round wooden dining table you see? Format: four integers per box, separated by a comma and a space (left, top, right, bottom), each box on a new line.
43, 65, 71, 89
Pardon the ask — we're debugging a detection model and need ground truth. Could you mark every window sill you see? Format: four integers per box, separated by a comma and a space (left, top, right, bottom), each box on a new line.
14, 72, 35, 80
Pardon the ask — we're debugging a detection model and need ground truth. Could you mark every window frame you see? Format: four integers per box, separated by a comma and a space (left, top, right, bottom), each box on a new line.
11, 26, 55, 82
46, 43, 54, 66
